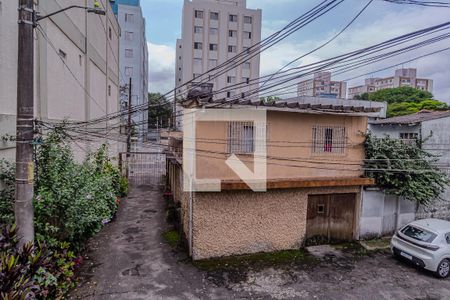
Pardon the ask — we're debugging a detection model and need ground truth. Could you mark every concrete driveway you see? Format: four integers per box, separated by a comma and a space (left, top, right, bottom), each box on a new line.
70, 185, 450, 300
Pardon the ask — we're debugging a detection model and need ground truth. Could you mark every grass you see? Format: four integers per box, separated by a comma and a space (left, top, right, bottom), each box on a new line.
194, 249, 315, 272
162, 230, 180, 248
360, 238, 391, 250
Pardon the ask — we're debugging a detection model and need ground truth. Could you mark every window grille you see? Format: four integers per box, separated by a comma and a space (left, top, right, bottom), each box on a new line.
227, 122, 267, 154
312, 125, 346, 155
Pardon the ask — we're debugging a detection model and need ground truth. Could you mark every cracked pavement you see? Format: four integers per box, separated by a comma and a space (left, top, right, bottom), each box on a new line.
70, 185, 450, 300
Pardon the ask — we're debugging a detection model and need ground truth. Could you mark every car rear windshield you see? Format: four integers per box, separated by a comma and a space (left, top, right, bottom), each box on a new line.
401, 225, 437, 243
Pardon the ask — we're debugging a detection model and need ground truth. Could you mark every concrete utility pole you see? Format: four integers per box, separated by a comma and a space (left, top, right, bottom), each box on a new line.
127, 77, 132, 153
15, 0, 35, 244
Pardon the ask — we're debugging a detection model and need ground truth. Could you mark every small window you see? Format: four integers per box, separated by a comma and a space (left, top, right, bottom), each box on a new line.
210, 12, 219, 20
125, 31, 133, 41
243, 77, 250, 84
243, 46, 250, 54
229, 30, 237, 38
125, 13, 134, 23
227, 122, 254, 154
227, 76, 236, 84
108, 85, 111, 96
209, 44, 218, 51
243, 31, 252, 39
108, 27, 112, 40
193, 73, 201, 79
317, 204, 325, 214
125, 49, 133, 58
209, 28, 218, 35
194, 42, 203, 50
312, 125, 346, 155
244, 16, 252, 24
243, 62, 251, 69
227, 91, 236, 98
194, 26, 203, 34
125, 67, 133, 76
194, 10, 203, 19
229, 14, 238, 22
228, 45, 237, 53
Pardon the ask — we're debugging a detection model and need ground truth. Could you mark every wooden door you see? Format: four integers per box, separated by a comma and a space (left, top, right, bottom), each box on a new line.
306, 193, 356, 244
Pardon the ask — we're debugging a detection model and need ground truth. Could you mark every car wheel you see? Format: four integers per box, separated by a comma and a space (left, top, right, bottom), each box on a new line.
436, 259, 450, 278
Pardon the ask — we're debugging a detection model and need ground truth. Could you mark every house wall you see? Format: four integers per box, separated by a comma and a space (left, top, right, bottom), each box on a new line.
191, 186, 361, 260
195, 110, 368, 181
0, 0, 124, 162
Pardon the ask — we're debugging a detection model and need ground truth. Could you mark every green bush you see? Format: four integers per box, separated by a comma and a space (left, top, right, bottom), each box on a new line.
0, 225, 76, 299
0, 160, 14, 225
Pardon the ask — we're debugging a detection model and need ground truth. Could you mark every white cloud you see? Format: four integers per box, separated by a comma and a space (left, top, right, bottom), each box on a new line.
147, 42, 176, 93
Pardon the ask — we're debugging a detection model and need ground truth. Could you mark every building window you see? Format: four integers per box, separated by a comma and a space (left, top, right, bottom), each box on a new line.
125, 13, 134, 23
227, 91, 236, 98
312, 125, 346, 154
227, 76, 236, 84
400, 132, 419, 142
194, 10, 203, 19
125, 49, 133, 58
108, 27, 112, 40
193, 73, 201, 79
227, 122, 254, 154
125, 67, 133, 76
229, 30, 237, 38
209, 59, 218, 68
244, 16, 253, 24
108, 85, 111, 96
125, 31, 133, 41
209, 28, 218, 35
209, 44, 218, 51
243, 31, 252, 39
243, 77, 250, 84
210, 12, 219, 20
243, 62, 251, 69
194, 42, 203, 50
229, 14, 238, 22
228, 45, 237, 53
194, 26, 203, 34
243, 46, 250, 54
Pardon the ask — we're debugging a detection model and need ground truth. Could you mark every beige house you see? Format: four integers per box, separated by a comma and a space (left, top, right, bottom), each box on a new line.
167, 97, 385, 260
0, 0, 124, 161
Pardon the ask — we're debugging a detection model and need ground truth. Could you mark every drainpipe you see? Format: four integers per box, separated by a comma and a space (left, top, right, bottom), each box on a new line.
188, 113, 195, 257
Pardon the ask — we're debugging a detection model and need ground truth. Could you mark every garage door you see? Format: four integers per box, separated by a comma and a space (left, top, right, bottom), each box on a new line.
306, 193, 356, 244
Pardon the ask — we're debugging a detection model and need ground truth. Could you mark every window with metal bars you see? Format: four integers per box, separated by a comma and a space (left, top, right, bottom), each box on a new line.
312, 125, 346, 155
227, 122, 255, 154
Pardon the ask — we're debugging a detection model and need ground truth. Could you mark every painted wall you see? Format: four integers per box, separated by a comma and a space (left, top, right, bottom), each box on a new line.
194, 110, 368, 181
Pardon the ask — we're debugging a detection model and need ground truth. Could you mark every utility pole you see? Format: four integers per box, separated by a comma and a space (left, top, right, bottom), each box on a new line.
127, 77, 132, 153
15, 0, 35, 244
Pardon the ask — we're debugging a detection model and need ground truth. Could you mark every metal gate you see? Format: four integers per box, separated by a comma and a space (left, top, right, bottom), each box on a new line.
119, 152, 166, 187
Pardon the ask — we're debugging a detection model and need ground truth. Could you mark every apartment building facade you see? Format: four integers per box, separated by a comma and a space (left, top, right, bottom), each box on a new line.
348, 68, 433, 99
111, 0, 149, 140
0, 0, 123, 161
297, 72, 347, 99
175, 0, 262, 129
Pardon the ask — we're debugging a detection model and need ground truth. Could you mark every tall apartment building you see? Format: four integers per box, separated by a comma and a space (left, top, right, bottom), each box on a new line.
348, 68, 433, 99
297, 72, 347, 99
0, 0, 123, 161
175, 0, 262, 129
111, 0, 149, 140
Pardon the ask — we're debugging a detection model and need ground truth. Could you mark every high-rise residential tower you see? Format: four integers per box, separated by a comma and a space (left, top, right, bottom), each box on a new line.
111, 0, 149, 140
175, 0, 262, 128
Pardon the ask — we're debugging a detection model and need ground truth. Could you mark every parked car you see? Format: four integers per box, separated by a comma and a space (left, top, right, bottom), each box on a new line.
391, 218, 450, 278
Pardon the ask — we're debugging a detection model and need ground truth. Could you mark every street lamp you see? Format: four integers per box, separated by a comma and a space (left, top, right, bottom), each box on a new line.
36, 5, 106, 24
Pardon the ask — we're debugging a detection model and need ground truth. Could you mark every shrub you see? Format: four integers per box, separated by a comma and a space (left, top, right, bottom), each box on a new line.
0, 225, 76, 299
0, 160, 14, 225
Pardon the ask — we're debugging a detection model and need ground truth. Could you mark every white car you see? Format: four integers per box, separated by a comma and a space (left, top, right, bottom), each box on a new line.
391, 218, 450, 278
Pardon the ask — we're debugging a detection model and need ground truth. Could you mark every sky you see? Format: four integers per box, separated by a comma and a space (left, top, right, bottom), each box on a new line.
141, 0, 450, 101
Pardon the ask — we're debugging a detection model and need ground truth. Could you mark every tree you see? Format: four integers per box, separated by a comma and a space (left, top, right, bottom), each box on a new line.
148, 93, 172, 129
365, 133, 450, 205
387, 100, 449, 117
353, 92, 369, 100
368, 86, 433, 104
